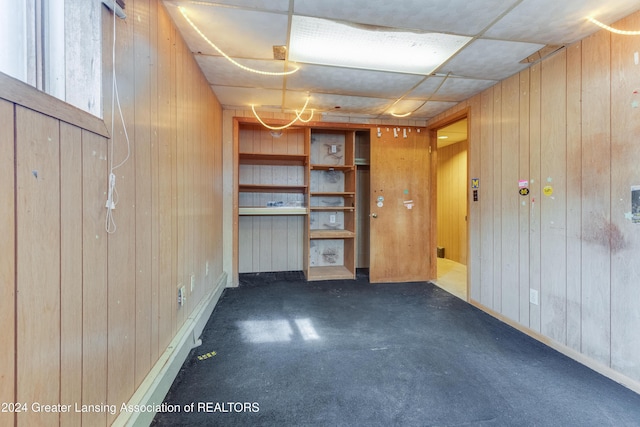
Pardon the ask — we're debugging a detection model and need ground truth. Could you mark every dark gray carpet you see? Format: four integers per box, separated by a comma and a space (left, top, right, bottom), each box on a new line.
152, 271, 640, 426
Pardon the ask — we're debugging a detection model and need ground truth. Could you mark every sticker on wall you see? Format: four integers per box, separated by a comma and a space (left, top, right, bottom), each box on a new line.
473, 190, 479, 202
519, 188, 530, 196
377, 201, 384, 208
403, 200, 414, 210
471, 178, 480, 189
543, 185, 554, 196
518, 180, 528, 188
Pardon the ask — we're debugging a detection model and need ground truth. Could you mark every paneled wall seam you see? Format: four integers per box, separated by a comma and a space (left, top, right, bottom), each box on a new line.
12, 101, 18, 427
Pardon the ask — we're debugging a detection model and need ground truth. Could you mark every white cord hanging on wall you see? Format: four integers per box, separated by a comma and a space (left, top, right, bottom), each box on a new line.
105, 0, 131, 234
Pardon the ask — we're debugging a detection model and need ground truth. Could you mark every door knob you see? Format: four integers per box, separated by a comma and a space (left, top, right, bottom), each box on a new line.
371, 213, 377, 218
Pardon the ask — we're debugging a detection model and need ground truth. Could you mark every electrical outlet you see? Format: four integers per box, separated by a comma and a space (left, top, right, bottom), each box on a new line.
329, 214, 336, 224
530, 289, 539, 305
190, 274, 195, 293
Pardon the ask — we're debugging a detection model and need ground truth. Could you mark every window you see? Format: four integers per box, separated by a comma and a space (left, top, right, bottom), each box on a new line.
0, 0, 103, 117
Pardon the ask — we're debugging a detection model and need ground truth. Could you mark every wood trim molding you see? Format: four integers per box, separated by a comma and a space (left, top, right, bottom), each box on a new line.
0, 71, 110, 138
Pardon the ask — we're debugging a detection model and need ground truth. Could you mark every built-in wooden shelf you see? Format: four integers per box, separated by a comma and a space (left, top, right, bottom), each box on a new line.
239, 152, 307, 166
309, 206, 355, 212
310, 192, 355, 197
307, 265, 355, 281
239, 207, 307, 216
309, 230, 356, 239
310, 164, 355, 171
238, 184, 307, 193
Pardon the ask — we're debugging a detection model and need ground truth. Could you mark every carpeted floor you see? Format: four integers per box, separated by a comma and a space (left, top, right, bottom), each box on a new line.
152, 271, 640, 426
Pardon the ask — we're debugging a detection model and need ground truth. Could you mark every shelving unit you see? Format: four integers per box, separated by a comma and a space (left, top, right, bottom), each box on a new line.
307, 130, 357, 281
235, 118, 365, 280
236, 123, 309, 273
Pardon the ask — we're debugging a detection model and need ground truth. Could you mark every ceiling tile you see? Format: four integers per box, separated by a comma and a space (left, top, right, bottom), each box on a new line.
485, 0, 640, 44
426, 77, 498, 102
441, 39, 544, 81
195, 56, 287, 88
412, 101, 460, 119
307, 93, 394, 116
286, 65, 423, 98
385, 99, 430, 117
293, 0, 520, 35
165, 3, 288, 59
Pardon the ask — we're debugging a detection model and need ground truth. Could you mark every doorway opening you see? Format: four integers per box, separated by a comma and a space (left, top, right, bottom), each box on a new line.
435, 118, 468, 300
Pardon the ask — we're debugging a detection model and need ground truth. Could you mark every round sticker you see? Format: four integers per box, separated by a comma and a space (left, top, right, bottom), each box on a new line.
543, 186, 553, 196
377, 201, 383, 208
519, 188, 530, 196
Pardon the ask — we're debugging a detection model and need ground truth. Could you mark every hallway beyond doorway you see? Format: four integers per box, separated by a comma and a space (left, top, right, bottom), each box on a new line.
435, 257, 467, 300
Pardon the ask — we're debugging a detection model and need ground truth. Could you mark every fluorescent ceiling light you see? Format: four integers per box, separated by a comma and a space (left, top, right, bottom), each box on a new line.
289, 16, 472, 75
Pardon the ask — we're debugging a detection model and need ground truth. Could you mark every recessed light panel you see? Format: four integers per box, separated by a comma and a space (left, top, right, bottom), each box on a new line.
289, 16, 472, 75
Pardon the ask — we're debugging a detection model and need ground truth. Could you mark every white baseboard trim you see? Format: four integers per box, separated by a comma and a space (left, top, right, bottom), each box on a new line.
469, 299, 640, 396
112, 271, 227, 427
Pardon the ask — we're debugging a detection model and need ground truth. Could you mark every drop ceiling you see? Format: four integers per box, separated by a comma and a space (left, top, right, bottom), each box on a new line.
163, 0, 640, 122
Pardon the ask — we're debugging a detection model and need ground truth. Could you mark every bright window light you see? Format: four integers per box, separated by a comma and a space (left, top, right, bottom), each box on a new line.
289, 16, 472, 75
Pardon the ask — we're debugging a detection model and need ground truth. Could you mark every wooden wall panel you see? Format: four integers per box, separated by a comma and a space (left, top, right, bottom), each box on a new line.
540, 50, 567, 344
133, 0, 153, 388
175, 29, 187, 328
565, 43, 582, 352
157, 2, 175, 353
492, 84, 502, 312
466, 98, 481, 303
500, 75, 520, 322
0, 99, 15, 427
528, 63, 542, 332
580, 29, 611, 366
426, 8, 640, 388
82, 130, 109, 427
107, 9, 136, 422
2, 1, 225, 425
149, 0, 161, 363
479, 88, 494, 306
610, 12, 640, 381
60, 123, 83, 427
15, 106, 61, 427
517, 69, 531, 326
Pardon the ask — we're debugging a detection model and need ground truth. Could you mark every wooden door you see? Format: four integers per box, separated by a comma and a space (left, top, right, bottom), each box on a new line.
369, 127, 434, 282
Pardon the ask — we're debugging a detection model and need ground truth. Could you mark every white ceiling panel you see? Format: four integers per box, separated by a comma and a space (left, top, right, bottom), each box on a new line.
485, 0, 640, 44
163, 0, 640, 121
386, 99, 431, 117
306, 93, 394, 116
286, 65, 423, 98
412, 101, 460, 119
195, 56, 287, 89
293, 0, 519, 35
423, 77, 498, 102
441, 39, 545, 81
165, 3, 289, 59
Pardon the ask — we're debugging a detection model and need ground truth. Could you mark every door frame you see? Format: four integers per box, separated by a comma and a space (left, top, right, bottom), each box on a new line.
426, 108, 470, 297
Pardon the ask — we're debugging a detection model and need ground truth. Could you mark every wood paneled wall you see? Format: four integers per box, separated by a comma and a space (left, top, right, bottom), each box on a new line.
428, 11, 640, 388
0, 1, 224, 425
437, 140, 468, 265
